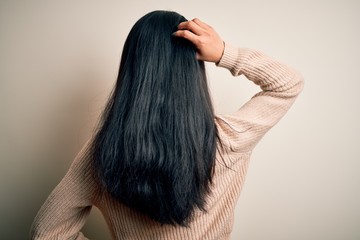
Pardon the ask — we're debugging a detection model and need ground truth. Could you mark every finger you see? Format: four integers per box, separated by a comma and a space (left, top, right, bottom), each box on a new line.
177, 20, 204, 36
192, 18, 212, 30
172, 30, 200, 45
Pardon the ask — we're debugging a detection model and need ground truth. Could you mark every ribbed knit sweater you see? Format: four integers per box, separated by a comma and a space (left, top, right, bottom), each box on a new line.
30, 44, 304, 240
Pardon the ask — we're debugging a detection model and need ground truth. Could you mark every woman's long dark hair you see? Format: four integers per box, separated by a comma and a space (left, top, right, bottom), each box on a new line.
90, 10, 219, 226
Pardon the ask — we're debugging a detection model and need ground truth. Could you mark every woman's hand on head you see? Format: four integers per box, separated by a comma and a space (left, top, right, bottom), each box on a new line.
173, 18, 224, 63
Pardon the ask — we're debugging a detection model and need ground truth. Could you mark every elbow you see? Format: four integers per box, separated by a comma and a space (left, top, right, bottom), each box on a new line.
294, 71, 305, 96
284, 70, 304, 98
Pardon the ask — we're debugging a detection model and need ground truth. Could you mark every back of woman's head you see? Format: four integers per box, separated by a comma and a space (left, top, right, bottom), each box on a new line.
91, 10, 218, 226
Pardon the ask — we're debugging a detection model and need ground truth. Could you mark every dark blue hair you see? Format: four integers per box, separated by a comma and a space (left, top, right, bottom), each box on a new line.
90, 10, 219, 226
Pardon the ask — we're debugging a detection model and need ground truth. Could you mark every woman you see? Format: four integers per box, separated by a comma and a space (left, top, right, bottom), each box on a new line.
30, 10, 303, 240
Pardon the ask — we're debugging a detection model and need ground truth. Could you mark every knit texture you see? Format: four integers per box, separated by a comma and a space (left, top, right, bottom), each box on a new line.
30, 44, 304, 240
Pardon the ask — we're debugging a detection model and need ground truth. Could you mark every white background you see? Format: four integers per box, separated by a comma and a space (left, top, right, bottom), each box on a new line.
1, 0, 359, 239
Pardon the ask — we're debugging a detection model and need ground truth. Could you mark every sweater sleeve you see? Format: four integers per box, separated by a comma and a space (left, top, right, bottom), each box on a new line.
30, 140, 99, 240
215, 44, 304, 152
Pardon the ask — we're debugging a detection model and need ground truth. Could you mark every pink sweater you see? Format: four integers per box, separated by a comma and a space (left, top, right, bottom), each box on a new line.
30, 44, 304, 240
